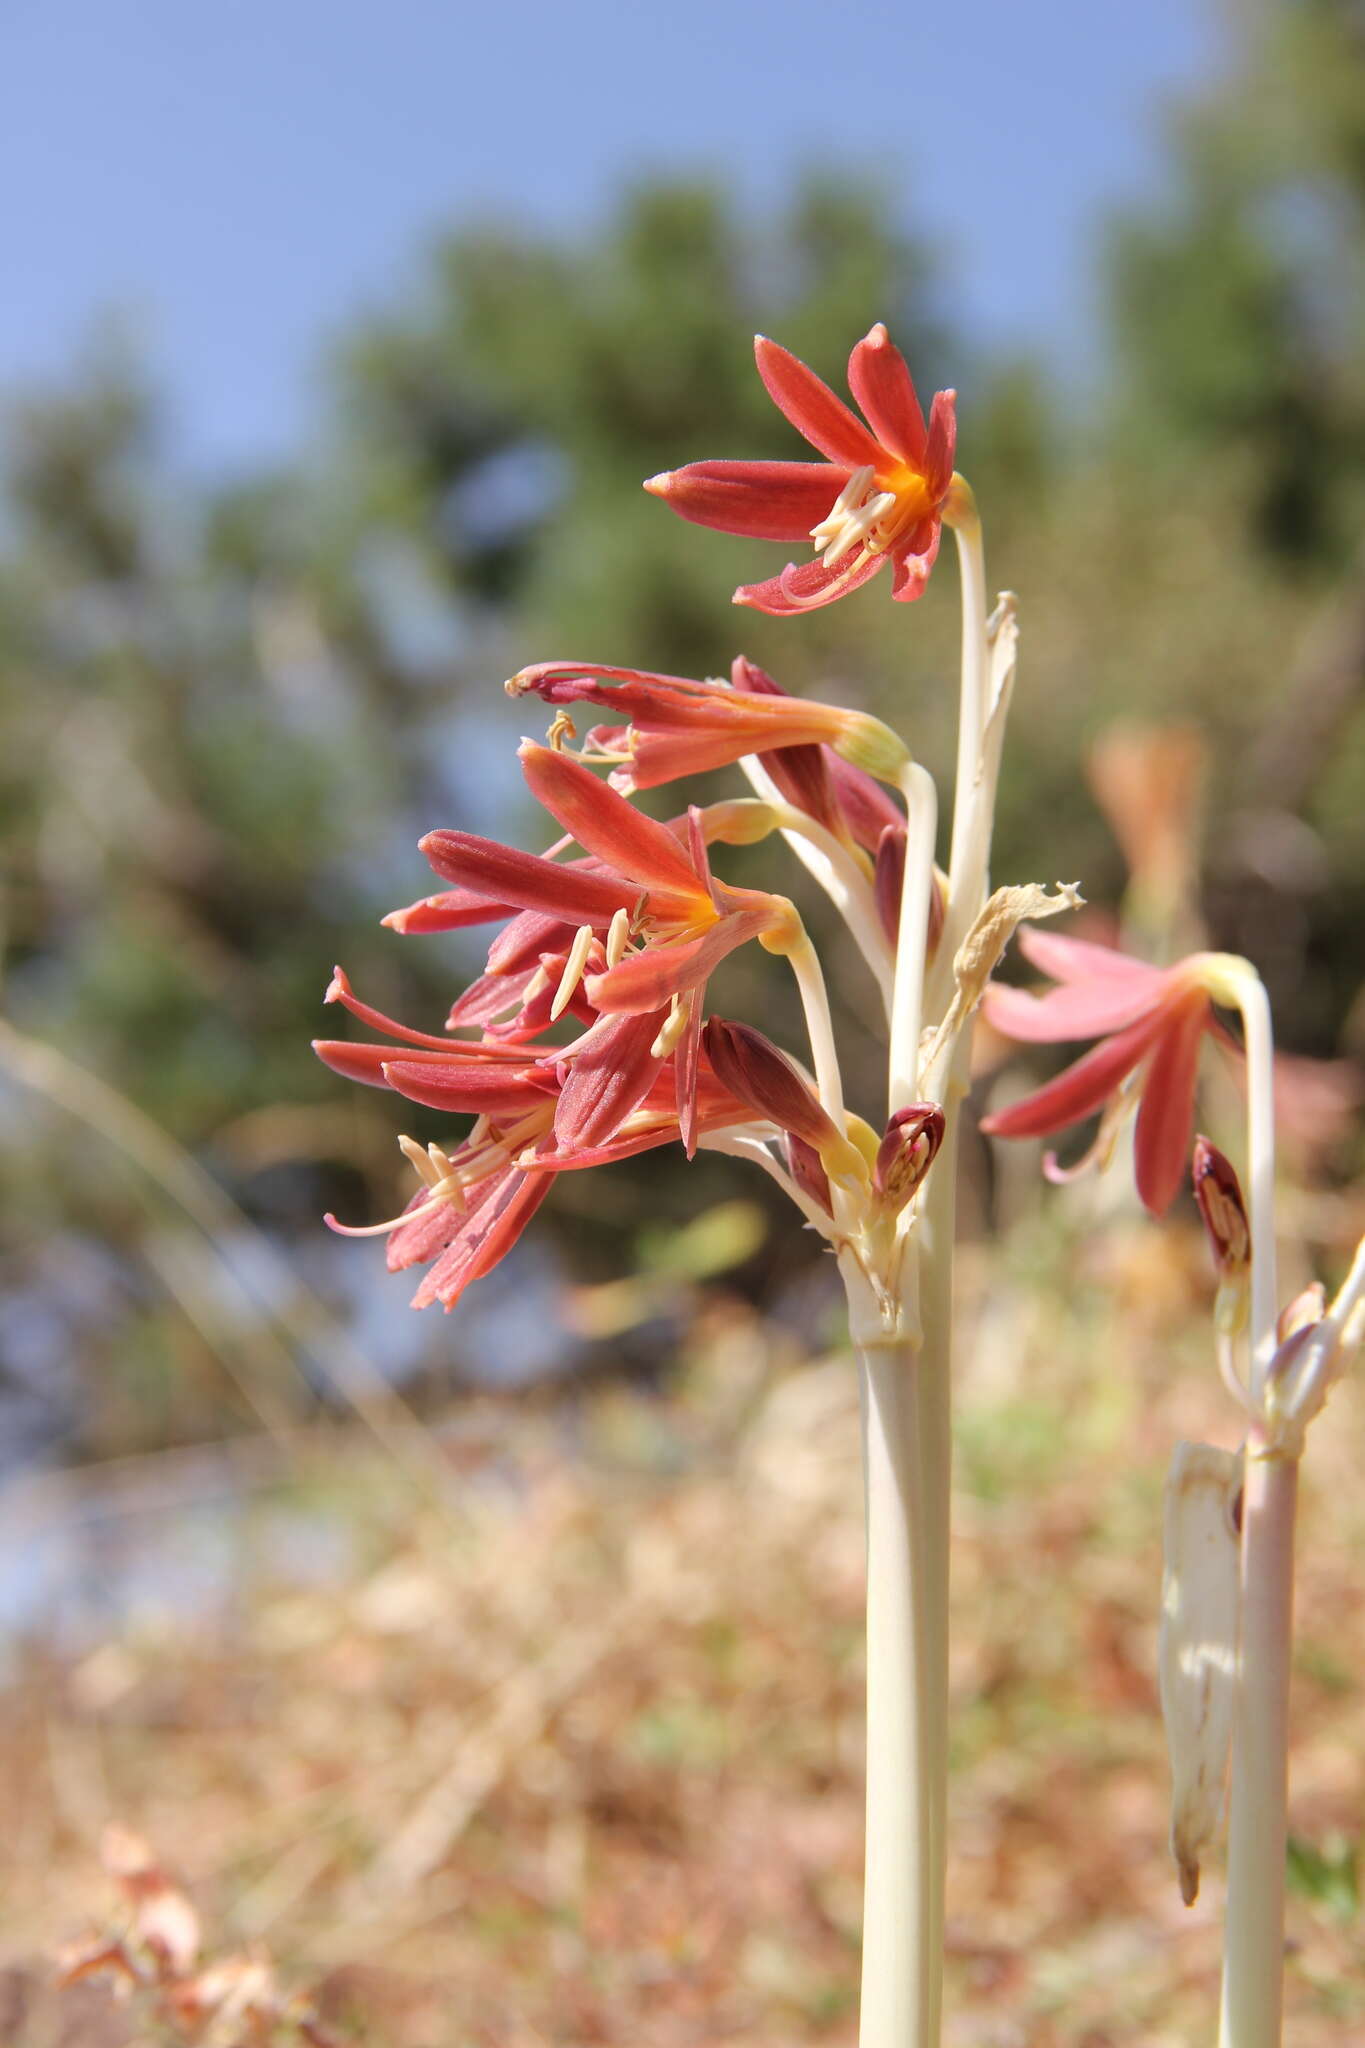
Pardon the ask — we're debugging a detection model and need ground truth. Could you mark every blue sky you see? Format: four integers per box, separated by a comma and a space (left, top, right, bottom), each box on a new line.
2, 1, 1223, 476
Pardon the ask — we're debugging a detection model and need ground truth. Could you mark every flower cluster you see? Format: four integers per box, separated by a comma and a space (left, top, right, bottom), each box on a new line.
318, 710, 906, 1308
320, 318, 1266, 1311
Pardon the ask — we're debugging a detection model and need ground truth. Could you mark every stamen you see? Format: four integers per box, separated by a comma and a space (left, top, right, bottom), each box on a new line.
651, 995, 692, 1060
550, 924, 596, 1020
522, 964, 553, 1002
810, 466, 874, 551
546, 710, 576, 752
398, 1134, 440, 1186
606, 906, 631, 969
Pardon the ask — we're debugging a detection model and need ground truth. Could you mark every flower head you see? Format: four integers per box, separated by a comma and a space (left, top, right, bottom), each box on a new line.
979, 927, 1241, 1215
645, 323, 958, 614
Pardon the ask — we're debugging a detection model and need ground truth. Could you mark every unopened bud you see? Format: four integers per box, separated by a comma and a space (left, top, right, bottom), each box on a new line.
1192, 1137, 1250, 1333
873, 826, 904, 946
784, 1133, 832, 1216
1276, 1282, 1325, 1346
703, 1016, 866, 1187
872, 1104, 945, 1213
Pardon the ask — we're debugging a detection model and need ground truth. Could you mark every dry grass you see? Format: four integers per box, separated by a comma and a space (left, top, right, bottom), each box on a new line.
2, 1212, 1363, 2046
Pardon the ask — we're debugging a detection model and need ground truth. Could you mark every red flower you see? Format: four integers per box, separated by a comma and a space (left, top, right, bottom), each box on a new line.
318, 986, 822, 1311
317, 742, 829, 1305
979, 928, 1235, 1216
507, 658, 906, 792
645, 323, 958, 614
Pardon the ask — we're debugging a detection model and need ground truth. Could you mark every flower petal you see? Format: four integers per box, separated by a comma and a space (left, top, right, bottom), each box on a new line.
323, 967, 474, 1051
827, 755, 906, 851
675, 993, 705, 1158
412, 1165, 557, 1311
1016, 926, 1163, 986
643, 459, 850, 541
983, 976, 1162, 1044
980, 1010, 1168, 1141
735, 548, 885, 616
381, 1058, 557, 1117
754, 335, 885, 469
1134, 996, 1210, 1215
553, 1009, 666, 1152
382, 887, 518, 935
846, 323, 928, 467
924, 388, 958, 491
587, 906, 772, 1013
419, 829, 636, 925
485, 909, 580, 976
518, 742, 705, 915
890, 523, 942, 603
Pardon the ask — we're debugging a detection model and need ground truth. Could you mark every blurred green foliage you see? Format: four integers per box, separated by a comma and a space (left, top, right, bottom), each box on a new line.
1, 2, 1362, 1450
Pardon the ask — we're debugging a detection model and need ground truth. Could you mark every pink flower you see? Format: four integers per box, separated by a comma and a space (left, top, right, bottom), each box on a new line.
979, 928, 1232, 1216
645, 323, 957, 614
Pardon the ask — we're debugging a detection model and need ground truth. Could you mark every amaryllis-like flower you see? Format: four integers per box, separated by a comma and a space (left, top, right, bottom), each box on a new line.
506, 658, 907, 793
979, 927, 1242, 1215
645, 323, 958, 615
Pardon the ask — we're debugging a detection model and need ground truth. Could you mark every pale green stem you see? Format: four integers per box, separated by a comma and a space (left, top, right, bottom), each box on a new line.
855, 490, 995, 2048
787, 927, 848, 1134
1230, 969, 1279, 1395
888, 763, 938, 1115
1218, 962, 1289, 2048
913, 1063, 966, 2047
945, 494, 989, 920
699, 1127, 839, 1239
856, 1329, 939, 2048
739, 755, 895, 1014
1218, 1451, 1297, 2048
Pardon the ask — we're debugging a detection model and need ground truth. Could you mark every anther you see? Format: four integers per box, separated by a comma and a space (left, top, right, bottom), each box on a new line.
606, 906, 631, 969
550, 924, 596, 1021
399, 1134, 439, 1185
546, 709, 576, 751
651, 995, 692, 1060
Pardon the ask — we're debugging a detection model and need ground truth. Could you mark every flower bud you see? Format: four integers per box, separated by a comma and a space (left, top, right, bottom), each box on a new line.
703, 1017, 866, 1187
783, 1133, 832, 1216
1192, 1137, 1250, 1333
1192, 1137, 1250, 1278
872, 1104, 945, 1213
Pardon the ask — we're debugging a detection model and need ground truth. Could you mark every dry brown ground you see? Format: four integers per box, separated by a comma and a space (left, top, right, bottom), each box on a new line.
2, 1211, 1362, 2046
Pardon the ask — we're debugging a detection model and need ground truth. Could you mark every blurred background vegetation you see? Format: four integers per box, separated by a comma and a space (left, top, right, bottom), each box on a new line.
1, 5, 1364, 2037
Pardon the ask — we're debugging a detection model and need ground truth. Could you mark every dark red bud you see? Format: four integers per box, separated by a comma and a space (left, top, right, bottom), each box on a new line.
730, 655, 845, 840
873, 1103, 945, 1211
873, 825, 905, 945
1191, 1136, 1250, 1278
703, 1016, 837, 1155
783, 1133, 833, 1215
